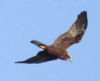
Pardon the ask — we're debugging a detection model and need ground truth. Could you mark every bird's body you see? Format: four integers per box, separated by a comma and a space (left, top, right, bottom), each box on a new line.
15, 11, 88, 64
45, 45, 69, 60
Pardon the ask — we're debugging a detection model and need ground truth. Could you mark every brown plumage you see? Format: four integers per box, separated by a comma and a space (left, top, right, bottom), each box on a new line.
15, 11, 88, 64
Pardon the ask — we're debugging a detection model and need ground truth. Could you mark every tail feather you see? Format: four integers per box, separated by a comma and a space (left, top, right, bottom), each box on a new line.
30, 40, 47, 49
30, 40, 45, 46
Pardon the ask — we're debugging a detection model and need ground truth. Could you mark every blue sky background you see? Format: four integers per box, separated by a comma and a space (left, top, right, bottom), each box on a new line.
0, 0, 100, 81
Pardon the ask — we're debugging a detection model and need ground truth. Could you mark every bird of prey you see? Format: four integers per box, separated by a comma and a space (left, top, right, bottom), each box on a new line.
15, 11, 88, 64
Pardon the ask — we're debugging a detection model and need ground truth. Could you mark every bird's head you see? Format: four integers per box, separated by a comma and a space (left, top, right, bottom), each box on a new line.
66, 55, 72, 62
63, 53, 72, 62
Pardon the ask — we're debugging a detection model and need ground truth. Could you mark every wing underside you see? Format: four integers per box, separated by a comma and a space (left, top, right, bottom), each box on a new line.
15, 51, 57, 64
53, 11, 88, 49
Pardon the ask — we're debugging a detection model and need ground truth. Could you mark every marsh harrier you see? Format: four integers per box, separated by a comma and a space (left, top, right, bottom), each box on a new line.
15, 11, 88, 64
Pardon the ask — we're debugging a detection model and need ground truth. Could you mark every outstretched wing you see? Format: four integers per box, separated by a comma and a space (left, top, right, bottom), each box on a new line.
52, 11, 88, 49
15, 51, 57, 64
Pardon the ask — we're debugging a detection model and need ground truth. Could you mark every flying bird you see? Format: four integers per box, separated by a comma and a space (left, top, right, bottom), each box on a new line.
15, 11, 88, 64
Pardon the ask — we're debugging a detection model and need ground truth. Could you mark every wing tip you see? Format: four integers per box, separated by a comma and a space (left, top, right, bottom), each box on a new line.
15, 61, 35, 64
79, 11, 87, 18
81, 11, 87, 14
78, 10, 88, 28
80, 11, 87, 19
15, 61, 24, 63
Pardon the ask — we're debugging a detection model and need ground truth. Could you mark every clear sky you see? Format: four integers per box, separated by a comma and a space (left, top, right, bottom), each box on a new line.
0, 0, 100, 81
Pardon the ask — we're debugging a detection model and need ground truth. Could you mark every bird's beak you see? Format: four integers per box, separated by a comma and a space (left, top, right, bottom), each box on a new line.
67, 58, 72, 62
